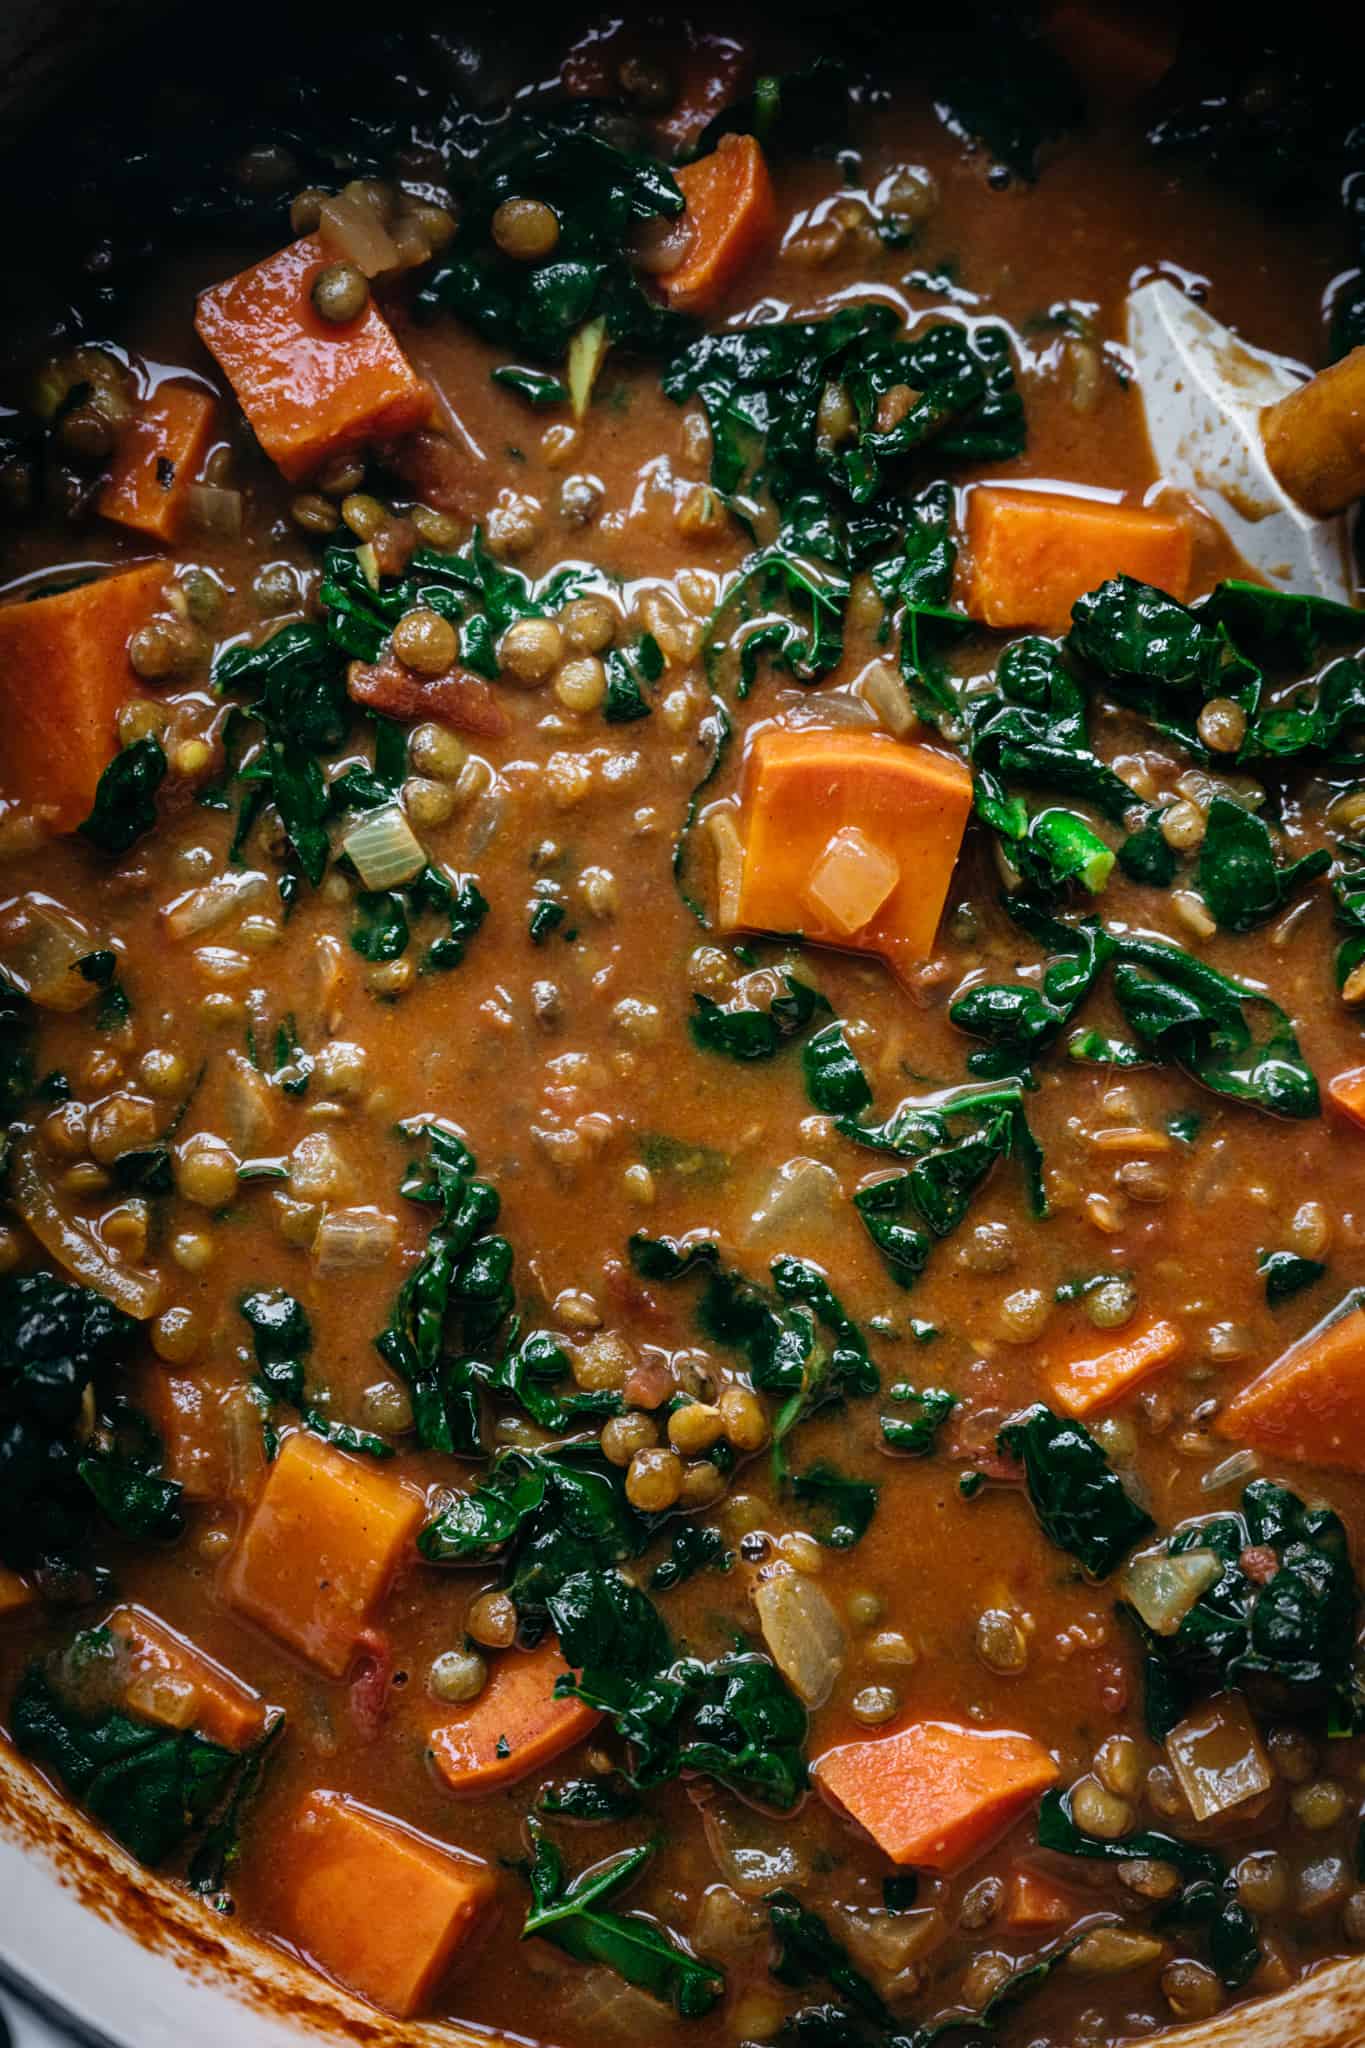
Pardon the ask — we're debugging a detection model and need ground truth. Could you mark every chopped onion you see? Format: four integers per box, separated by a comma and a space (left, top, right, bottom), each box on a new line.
1200, 1448, 1262, 1494
313, 1206, 398, 1272
1, 897, 101, 1011
9, 1144, 161, 1319
804, 824, 900, 937
1165, 1691, 1272, 1822
745, 1156, 839, 1245
567, 316, 609, 422
1121, 1546, 1223, 1636
342, 803, 425, 890
702, 1796, 811, 1896
187, 483, 243, 538
318, 189, 399, 278
854, 657, 919, 738
224, 1052, 278, 1154
163, 868, 269, 941
754, 1570, 846, 1707
706, 808, 744, 928
842, 1907, 947, 1978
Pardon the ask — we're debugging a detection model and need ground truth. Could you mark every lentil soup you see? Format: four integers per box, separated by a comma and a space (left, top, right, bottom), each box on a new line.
2, 11, 1365, 2046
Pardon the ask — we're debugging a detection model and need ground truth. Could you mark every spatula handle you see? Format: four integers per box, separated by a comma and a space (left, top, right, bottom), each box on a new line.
1262, 345, 1365, 518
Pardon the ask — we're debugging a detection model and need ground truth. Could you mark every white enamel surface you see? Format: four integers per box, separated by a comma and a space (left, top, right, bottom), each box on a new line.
1126, 278, 1355, 602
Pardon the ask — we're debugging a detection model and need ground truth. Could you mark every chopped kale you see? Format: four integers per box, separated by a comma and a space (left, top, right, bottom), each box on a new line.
1196, 797, 1329, 932
880, 1384, 959, 1455
1258, 1248, 1326, 1304
240, 1290, 391, 1460
603, 633, 664, 723
791, 1462, 879, 1548
650, 1522, 734, 1592
803, 1023, 873, 1116
78, 735, 167, 856
998, 1405, 1153, 1579
690, 972, 830, 1061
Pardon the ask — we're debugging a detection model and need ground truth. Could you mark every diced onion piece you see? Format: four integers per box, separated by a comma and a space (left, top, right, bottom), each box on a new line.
126, 1669, 199, 1731
318, 190, 399, 278
1165, 1691, 1272, 1822
9, 1144, 161, 1319
745, 1155, 839, 1245
342, 803, 425, 891
1121, 1546, 1223, 1637
702, 1797, 812, 1898
753, 1570, 846, 1708
706, 808, 744, 929
0, 898, 102, 1011
224, 1052, 278, 1154
855, 657, 918, 739
567, 317, 609, 422
163, 868, 269, 941
1200, 1449, 1261, 1494
187, 484, 243, 539
389, 214, 432, 271
312, 1206, 398, 1272
804, 824, 900, 936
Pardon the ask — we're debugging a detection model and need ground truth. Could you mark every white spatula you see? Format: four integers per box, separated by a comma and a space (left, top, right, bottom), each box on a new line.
1126, 277, 1363, 604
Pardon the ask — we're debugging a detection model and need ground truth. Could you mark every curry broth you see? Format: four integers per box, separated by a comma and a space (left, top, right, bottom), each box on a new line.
2, 15, 1365, 2048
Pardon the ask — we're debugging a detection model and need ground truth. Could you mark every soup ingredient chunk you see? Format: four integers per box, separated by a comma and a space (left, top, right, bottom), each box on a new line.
1045, 1316, 1185, 1416
98, 382, 216, 543
222, 1431, 422, 1675
658, 134, 778, 313
0, 560, 167, 830
133, 1366, 264, 1504
194, 235, 431, 483
1216, 1297, 1365, 1474
286, 1789, 497, 2016
815, 1719, 1059, 1869
106, 1604, 266, 1751
1163, 1691, 1272, 1822
1262, 344, 1365, 518
0, 1570, 35, 1619
732, 728, 972, 977
429, 1635, 601, 1794
962, 487, 1193, 634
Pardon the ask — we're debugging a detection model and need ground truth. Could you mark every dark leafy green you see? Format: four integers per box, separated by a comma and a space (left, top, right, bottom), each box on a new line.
78, 736, 167, 856
880, 1384, 958, 1455
1197, 797, 1329, 932
604, 633, 664, 724
998, 1405, 1153, 1579
803, 1023, 873, 1116
690, 973, 829, 1061
650, 1522, 733, 1592
1258, 1249, 1326, 1304
240, 1290, 391, 1460
791, 1462, 879, 1548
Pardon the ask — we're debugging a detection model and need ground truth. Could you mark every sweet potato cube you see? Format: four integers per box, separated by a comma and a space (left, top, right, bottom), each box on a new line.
0, 1567, 35, 1619
135, 1366, 264, 1504
0, 560, 167, 831
733, 727, 972, 979
1328, 1066, 1365, 1131
195, 235, 432, 483
815, 1719, 1059, 1870
223, 1432, 422, 1674
1216, 1300, 1365, 1475
661, 134, 779, 314
107, 1604, 266, 1751
99, 382, 216, 543
962, 486, 1193, 634
1046, 1317, 1185, 1417
429, 1635, 600, 1794
1004, 1866, 1077, 1930
288, 1791, 496, 2016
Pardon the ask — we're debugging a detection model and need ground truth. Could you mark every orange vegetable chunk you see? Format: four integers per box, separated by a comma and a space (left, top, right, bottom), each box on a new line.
99, 382, 216, 542
1004, 1866, 1077, 1930
135, 1364, 264, 1504
223, 1431, 422, 1675
734, 727, 973, 979
815, 1719, 1059, 1869
660, 134, 778, 313
107, 1604, 266, 1751
1328, 1066, 1365, 1131
429, 1635, 601, 1794
288, 1790, 496, 2016
194, 235, 431, 483
1046, 1316, 1185, 1417
1216, 1300, 1365, 1475
0, 560, 167, 832
962, 486, 1193, 635
0, 1567, 35, 1619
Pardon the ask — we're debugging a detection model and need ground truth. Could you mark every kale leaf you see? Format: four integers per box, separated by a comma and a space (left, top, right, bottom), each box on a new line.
803, 1023, 873, 1116
604, 633, 665, 723
650, 1522, 734, 1592
690, 972, 830, 1061
240, 1289, 391, 1460
521, 1823, 723, 2016
1258, 1248, 1326, 1304
880, 1384, 958, 1455
768, 1890, 887, 2025
78, 735, 167, 856
1196, 796, 1329, 932
997, 1404, 1153, 1579
791, 1462, 879, 1548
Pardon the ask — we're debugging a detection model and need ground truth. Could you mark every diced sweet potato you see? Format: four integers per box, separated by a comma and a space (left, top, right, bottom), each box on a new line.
1263, 346, 1365, 519
1328, 1066, 1365, 1131
223, 1432, 422, 1675
962, 487, 1193, 634
288, 1790, 496, 2016
733, 727, 973, 979
0, 1567, 35, 1619
1004, 1865, 1077, 1930
1046, 1317, 1185, 1416
429, 1636, 600, 1794
815, 1719, 1059, 1869
195, 236, 432, 483
135, 1365, 264, 1504
660, 135, 779, 314
99, 382, 216, 543
0, 561, 167, 831
1216, 1300, 1365, 1474
107, 1604, 266, 1750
